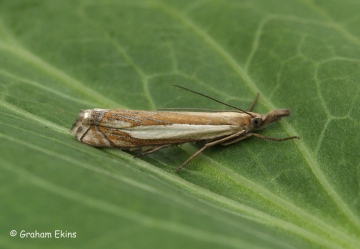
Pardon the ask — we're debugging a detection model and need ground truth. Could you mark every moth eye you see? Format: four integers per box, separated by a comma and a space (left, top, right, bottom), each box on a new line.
252, 118, 262, 128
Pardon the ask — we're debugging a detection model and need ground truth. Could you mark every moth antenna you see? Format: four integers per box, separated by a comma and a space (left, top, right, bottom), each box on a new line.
173, 85, 253, 115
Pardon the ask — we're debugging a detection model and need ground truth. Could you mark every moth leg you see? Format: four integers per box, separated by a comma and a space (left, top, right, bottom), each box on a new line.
222, 133, 299, 146
249, 133, 300, 141
221, 133, 253, 146
176, 130, 246, 172
134, 144, 171, 158
248, 93, 260, 111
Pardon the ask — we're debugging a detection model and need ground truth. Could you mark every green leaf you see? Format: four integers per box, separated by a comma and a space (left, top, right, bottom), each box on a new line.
1, 0, 359, 248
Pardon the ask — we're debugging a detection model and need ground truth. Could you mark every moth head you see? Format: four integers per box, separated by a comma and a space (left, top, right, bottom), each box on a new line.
251, 109, 290, 130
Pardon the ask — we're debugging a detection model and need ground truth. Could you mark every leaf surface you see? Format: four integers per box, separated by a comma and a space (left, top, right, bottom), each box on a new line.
1, 1, 359, 248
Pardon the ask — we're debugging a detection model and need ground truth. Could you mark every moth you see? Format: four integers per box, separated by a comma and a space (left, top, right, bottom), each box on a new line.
71, 85, 299, 172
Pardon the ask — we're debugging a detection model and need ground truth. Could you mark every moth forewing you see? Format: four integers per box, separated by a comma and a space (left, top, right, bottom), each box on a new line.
71, 86, 299, 172
71, 109, 252, 149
